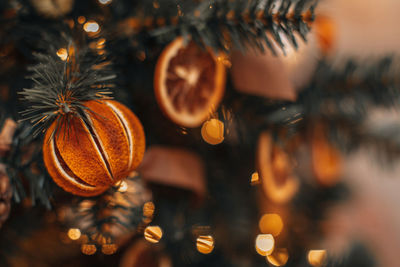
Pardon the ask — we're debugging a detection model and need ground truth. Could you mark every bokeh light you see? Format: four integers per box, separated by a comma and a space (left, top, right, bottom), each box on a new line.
201, 118, 224, 145
258, 213, 284, 236
251, 172, 260, 185
255, 234, 275, 256
117, 180, 128, 192
144, 226, 163, 243
56, 48, 68, 61
266, 248, 289, 266
101, 244, 117, 255
143, 201, 155, 218
308, 249, 327, 267
84, 21, 100, 33
98, 0, 112, 5
67, 228, 81, 240
81, 244, 97, 255
196, 235, 215, 254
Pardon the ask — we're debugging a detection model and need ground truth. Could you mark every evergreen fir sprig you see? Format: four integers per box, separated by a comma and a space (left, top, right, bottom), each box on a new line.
291, 58, 400, 155
19, 37, 115, 138
298, 57, 400, 115
112, 0, 317, 54
1, 120, 54, 208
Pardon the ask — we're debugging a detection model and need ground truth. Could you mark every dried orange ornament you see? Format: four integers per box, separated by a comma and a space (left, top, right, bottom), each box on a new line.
154, 37, 226, 127
42, 100, 145, 196
19, 41, 143, 196
256, 131, 299, 204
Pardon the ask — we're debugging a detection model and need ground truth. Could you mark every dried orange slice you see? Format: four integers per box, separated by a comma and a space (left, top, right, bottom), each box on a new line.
154, 37, 226, 127
311, 124, 341, 187
256, 131, 299, 204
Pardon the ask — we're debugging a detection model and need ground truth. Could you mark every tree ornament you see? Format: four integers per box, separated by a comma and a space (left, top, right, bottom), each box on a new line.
20, 41, 145, 196
256, 132, 299, 204
311, 124, 342, 187
0, 164, 12, 228
154, 37, 226, 128
138, 146, 206, 202
42, 100, 145, 196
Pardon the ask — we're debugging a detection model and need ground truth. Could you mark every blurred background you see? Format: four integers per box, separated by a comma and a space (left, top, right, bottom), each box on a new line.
1, 0, 400, 266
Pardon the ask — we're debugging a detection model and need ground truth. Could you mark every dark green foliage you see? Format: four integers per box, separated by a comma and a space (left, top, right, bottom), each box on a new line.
19, 31, 115, 138
147, 0, 317, 54
0, 0, 393, 266
0, 119, 53, 208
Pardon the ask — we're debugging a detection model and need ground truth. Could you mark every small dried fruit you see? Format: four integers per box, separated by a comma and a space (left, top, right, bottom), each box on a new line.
311, 124, 341, 187
42, 100, 145, 196
154, 37, 226, 127
256, 132, 299, 204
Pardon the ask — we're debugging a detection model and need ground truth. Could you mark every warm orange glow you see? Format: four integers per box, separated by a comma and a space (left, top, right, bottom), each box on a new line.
258, 213, 283, 237
84, 21, 100, 33
81, 244, 97, 255
201, 119, 224, 145
308, 250, 327, 267
77, 16, 86, 24
56, 48, 68, 61
98, 0, 112, 5
255, 234, 275, 256
267, 248, 289, 266
137, 51, 146, 61
143, 201, 155, 218
312, 124, 342, 187
67, 228, 81, 240
101, 244, 117, 255
96, 38, 106, 49
196, 235, 214, 254
251, 172, 260, 185
153, 1, 160, 9
314, 16, 337, 55
144, 226, 163, 243
117, 180, 128, 192
257, 132, 299, 204
217, 54, 232, 68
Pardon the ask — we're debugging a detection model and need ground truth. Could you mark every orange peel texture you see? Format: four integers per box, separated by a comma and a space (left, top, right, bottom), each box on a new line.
42, 100, 145, 196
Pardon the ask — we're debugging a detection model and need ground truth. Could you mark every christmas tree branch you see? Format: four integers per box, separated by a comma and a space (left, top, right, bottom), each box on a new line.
112, 0, 317, 54
19, 29, 115, 137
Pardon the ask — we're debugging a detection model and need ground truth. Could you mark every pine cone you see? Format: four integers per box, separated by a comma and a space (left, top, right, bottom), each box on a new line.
0, 165, 12, 228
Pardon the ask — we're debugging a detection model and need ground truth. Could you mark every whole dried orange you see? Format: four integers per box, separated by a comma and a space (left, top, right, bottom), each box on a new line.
154, 37, 226, 128
256, 131, 299, 204
42, 100, 145, 196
